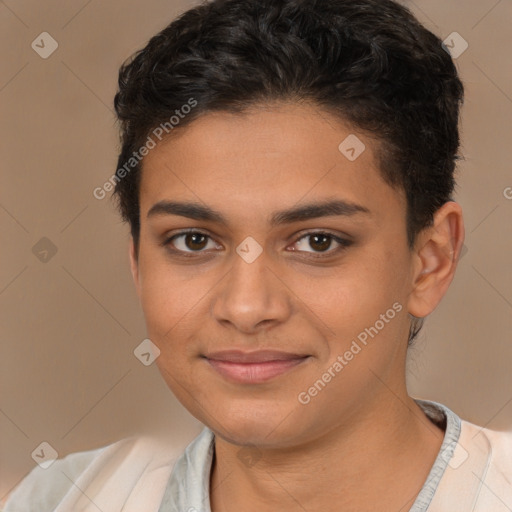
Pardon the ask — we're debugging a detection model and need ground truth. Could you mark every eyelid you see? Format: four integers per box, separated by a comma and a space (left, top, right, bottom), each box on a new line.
287, 230, 353, 256
162, 229, 222, 254
162, 228, 353, 258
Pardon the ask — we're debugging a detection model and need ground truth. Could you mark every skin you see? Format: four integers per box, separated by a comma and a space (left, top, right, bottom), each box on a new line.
129, 101, 465, 511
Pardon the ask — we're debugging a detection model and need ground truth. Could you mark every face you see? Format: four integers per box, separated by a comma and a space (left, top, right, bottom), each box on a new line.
130, 102, 420, 449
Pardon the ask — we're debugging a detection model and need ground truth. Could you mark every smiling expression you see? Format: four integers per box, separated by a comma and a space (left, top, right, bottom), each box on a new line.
130, 101, 420, 448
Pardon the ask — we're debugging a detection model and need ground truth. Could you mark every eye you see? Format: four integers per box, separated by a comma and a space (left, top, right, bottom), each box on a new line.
162, 230, 352, 258
163, 230, 221, 253
290, 232, 353, 256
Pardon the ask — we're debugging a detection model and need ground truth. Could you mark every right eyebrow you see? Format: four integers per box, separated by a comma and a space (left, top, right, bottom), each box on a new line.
146, 198, 372, 226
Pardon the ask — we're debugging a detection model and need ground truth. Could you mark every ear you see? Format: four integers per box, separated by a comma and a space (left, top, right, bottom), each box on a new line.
129, 237, 141, 299
407, 201, 465, 319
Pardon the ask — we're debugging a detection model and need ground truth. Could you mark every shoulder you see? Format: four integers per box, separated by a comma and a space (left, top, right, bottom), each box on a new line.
3, 442, 110, 512
457, 419, 512, 510
3, 433, 184, 512
459, 419, 512, 470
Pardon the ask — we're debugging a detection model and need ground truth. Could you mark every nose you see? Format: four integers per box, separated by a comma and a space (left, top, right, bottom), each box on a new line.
210, 248, 292, 334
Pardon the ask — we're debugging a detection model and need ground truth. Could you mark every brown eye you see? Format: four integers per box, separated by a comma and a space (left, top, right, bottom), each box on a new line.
308, 234, 332, 252
184, 233, 208, 250
291, 232, 353, 256
165, 231, 219, 253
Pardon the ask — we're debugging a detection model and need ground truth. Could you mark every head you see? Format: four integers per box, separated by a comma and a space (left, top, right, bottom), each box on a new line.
112, 0, 464, 446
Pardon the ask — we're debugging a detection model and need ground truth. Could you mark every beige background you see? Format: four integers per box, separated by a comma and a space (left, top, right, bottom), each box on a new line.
1, 0, 511, 500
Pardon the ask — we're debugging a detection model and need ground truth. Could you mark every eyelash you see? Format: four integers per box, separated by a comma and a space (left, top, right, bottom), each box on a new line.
161, 229, 353, 259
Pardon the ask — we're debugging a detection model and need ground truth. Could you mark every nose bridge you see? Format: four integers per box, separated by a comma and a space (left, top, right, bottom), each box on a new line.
211, 245, 290, 332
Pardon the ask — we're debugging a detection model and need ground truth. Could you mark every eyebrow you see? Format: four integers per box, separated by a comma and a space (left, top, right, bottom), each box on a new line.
146, 199, 371, 226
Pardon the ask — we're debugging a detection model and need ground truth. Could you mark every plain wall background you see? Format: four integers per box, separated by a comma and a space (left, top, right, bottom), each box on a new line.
1, 0, 511, 500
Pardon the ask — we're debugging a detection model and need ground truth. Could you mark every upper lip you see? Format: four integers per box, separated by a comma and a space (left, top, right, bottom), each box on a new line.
204, 350, 309, 363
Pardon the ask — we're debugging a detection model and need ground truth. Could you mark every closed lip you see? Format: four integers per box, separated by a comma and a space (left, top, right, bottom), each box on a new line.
204, 350, 310, 363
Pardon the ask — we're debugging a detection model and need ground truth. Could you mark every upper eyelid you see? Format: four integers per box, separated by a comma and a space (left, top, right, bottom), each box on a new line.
165, 229, 350, 251
166, 230, 221, 249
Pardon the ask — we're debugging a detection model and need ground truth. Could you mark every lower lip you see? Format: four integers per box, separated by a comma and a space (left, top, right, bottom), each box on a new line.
206, 358, 308, 384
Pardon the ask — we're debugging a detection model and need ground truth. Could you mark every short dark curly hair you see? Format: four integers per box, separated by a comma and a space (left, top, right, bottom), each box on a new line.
112, 0, 464, 343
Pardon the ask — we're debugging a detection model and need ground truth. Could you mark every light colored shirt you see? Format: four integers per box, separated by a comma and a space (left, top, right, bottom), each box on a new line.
4, 399, 512, 511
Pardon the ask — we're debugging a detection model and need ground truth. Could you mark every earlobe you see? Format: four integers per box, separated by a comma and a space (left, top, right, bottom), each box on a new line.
407, 201, 465, 318
129, 237, 141, 298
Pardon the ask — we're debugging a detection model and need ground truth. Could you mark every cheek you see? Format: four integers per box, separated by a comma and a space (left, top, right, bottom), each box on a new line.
137, 255, 192, 340
294, 251, 407, 354
139, 276, 178, 336
137, 255, 217, 361
299, 257, 399, 322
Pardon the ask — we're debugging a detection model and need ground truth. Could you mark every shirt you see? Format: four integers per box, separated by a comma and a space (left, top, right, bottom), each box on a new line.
4, 399, 512, 511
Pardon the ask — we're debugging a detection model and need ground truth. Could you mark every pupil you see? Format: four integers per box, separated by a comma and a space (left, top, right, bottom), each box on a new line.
311, 234, 331, 251
186, 233, 207, 250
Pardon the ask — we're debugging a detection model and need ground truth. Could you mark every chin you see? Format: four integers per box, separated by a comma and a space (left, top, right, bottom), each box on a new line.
202, 401, 308, 449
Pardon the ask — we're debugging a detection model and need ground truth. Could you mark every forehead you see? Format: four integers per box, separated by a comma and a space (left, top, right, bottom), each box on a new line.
138, 102, 406, 227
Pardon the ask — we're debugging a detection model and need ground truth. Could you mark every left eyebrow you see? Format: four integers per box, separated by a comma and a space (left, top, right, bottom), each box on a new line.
146, 199, 371, 226
269, 199, 371, 226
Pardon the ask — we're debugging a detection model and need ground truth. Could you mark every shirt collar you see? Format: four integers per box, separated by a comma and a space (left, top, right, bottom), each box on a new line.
409, 398, 462, 510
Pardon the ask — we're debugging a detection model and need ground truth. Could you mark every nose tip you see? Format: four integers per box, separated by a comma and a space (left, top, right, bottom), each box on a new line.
211, 250, 291, 333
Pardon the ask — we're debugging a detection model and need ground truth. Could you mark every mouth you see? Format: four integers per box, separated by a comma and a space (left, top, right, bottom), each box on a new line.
203, 350, 310, 384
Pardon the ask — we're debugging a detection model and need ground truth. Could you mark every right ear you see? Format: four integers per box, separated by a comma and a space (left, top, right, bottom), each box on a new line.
129, 237, 141, 299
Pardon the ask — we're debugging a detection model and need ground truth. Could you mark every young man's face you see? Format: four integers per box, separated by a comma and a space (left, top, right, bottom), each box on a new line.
130, 102, 425, 447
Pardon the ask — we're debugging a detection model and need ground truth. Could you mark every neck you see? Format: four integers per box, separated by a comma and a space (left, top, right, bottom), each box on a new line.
210, 395, 445, 512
